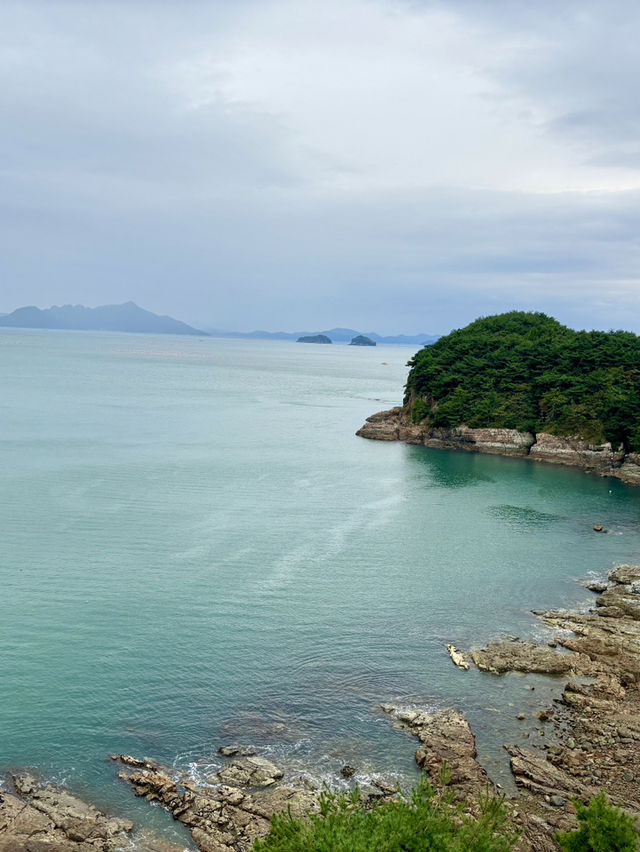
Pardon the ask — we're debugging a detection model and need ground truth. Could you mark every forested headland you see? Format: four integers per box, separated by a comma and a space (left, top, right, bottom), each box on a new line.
405, 312, 640, 451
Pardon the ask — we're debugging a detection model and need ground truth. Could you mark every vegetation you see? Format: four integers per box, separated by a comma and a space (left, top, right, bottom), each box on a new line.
405, 312, 640, 451
556, 791, 639, 851
253, 775, 518, 852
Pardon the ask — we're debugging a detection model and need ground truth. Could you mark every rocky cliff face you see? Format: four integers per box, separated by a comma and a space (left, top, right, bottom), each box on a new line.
357, 407, 640, 485
529, 432, 626, 472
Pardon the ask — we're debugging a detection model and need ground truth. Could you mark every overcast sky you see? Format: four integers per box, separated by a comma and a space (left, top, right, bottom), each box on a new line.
2, 0, 640, 335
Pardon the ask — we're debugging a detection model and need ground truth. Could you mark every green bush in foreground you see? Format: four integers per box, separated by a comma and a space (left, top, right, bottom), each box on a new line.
556, 791, 639, 852
253, 775, 518, 852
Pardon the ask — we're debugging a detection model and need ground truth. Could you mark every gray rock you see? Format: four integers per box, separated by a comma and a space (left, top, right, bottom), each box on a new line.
0, 772, 157, 852
379, 704, 490, 800
116, 755, 319, 852
215, 756, 284, 788
217, 745, 257, 757
471, 639, 578, 675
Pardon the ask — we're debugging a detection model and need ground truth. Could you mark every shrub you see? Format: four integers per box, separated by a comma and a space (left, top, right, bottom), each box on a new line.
253, 774, 518, 852
556, 791, 639, 852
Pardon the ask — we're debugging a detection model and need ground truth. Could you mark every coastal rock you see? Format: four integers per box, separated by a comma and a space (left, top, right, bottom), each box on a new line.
589, 566, 640, 624
356, 407, 404, 441
596, 588, 640, 621
441, 559, 640, 849
356, 409, 534, 454
613, 453, 640, 485
470, 639, 579, 675
215, 756, 284, 788
114, 755, 318, 852
356, 406, 640, 484
609, 564, 640, 586
217, 745, 257, 758
528, 433, 624, 471
424, 426, 535, 456
0, 771, 159, 852
379, 704, 490, 799
508, 745, 598, 801
446, 644, 470, 670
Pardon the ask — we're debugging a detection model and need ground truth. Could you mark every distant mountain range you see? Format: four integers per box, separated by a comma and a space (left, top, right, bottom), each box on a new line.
0, 302, 207, 336
0, 302, 438, 345
205, 326, 438, 345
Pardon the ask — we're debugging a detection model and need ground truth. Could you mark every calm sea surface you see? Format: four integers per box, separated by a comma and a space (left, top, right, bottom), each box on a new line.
2, 329, 640, 846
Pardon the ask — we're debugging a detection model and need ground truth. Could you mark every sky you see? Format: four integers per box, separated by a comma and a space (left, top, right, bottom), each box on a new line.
2, 0, 640, 335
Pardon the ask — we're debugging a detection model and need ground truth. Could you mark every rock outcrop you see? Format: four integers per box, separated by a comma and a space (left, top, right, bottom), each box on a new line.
457, 562, 640, 849
0, 771, 179, 852
114, 754, 320, 852
424, 426, 535, 456
357, 406, 640, 484
470, 639, 583, 676
379, 704, 490, 800
529, 432, 625, 472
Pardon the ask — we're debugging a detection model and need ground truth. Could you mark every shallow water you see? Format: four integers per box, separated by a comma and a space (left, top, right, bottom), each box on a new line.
2, 329, 639, 844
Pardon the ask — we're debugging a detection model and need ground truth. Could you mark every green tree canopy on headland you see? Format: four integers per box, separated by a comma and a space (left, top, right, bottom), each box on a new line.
404, 312, 640, 451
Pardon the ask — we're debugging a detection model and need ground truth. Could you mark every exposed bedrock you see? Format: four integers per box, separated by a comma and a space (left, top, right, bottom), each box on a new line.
114, 754, 320, 852
378, 704, 489, 799
470, 639, 584, 676
461, 562, 640, 848
357, 406, 640, 483
529, 432, 625, 471
0, 771, 180, 852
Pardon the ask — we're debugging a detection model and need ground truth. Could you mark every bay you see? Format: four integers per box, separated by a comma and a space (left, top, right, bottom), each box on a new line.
2, 329, 640, 845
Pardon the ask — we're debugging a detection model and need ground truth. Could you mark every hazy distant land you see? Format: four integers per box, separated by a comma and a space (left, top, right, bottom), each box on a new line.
0, 302, 207, 336
0, 303, 438, 344
205, 326, 439, 345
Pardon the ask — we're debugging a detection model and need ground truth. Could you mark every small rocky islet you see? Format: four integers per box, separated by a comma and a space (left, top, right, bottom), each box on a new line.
349, 334, 376, 346
4, 561, 640, 851
295, 334, 332, 344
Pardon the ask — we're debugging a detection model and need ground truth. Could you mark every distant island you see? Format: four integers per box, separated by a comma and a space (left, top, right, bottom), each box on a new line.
0, 302, 207, 336
349, 335, 376, 346
205, 326, 438, 345
297, 334, 332, 344
358, 311, 640, 485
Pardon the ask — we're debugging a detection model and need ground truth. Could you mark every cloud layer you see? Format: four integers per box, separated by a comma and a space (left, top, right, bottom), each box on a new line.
2, 0, 640, 333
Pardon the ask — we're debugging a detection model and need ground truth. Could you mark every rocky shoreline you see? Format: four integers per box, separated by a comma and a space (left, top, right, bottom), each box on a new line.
356, 406, 640, 485
4, 563, 640, 851
0, 770, 182, 852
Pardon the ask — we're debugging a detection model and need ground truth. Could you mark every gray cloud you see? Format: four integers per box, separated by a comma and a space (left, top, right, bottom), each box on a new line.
2, 0, 640, 335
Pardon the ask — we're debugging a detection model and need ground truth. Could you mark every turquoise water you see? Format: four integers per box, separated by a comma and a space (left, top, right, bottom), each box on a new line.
2, 329, 640, 845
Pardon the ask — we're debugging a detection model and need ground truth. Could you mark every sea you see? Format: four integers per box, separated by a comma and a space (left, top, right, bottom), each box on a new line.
2, 328, 640, 847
